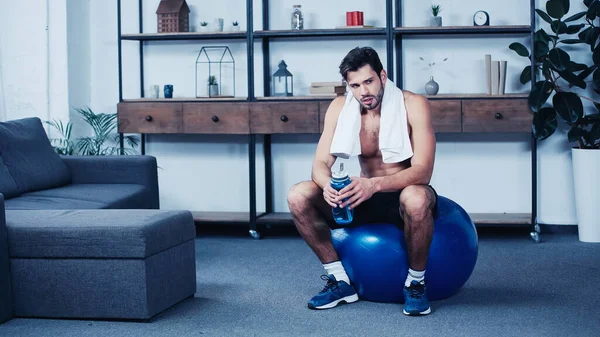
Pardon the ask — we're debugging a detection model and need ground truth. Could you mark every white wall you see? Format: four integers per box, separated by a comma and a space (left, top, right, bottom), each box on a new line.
0, 0, 584, 225
66, 0, 92, 138
0, 0, 70, 136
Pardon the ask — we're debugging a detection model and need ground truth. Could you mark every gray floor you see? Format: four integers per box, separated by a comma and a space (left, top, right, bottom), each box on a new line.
1, 226, 599, 337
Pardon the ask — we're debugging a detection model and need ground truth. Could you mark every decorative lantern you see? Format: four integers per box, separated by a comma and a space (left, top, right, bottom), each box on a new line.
272, 60, 293, 97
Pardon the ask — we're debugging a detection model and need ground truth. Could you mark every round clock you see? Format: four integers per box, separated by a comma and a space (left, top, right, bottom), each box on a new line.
473, 10, 490, 26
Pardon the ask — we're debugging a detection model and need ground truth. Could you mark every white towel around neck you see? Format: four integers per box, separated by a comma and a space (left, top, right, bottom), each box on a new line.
329, 79, 413, 163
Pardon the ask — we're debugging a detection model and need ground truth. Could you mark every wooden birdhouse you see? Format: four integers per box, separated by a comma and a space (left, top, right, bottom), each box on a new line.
156, 0, 190, 33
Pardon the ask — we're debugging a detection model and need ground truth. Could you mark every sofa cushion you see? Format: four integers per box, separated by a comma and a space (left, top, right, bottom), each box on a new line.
0, 155, 19, 199
20, 184, 152, 209
0, 117, 71, 195
5, 209, 196, 258
4, 184, 152, 210
4, 195, 108, 210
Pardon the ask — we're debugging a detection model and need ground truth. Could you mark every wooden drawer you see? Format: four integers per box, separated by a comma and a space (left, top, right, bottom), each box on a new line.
117, 102, 183, 133
429, 100, 461, 133
462, 99, 532, 132
183, 103, 250, 134
250, 102, 320, 134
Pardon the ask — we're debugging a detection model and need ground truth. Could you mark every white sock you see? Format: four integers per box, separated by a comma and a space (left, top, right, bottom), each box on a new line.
405, 268, 425, 287
323, 261, 350, 285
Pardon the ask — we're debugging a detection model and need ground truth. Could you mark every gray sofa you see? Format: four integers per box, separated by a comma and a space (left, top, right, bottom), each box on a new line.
0, 117, 195, 323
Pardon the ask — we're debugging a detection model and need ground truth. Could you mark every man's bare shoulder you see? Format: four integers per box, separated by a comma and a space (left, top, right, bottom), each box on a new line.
323, 96, 347, 119
401, 90, 429, 107
402, 90, 431, 116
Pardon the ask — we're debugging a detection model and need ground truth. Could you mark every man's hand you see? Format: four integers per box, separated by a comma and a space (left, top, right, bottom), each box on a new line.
323, 184, 340, 208
336, 177, 376, 210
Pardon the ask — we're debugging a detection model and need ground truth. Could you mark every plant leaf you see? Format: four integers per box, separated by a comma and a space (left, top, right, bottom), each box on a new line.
509, 42, 529, 57
549, 48, 571, 71
587, 1, 600, 20
576, 64, 595, 82
534, 41, 550, 58
559, 38, 584, 44
564, 10, 587, 22
520, 66, 532, 84
529, 80, 554, 112
593, 43, 600, 66
584, 0, 595, 8
535, 29, 552, 44
536, 9, 554, 24
568, 126, 586, 143
570, 61, 588, 72
558, 0, 570, 13
558, 69, 587, 89
533, 107, 558, 140
566, 23, 585, 34
553, 92, 583, 124
547, 0, 566, 19
593, 68, 600, 91
551, 20, 568, 34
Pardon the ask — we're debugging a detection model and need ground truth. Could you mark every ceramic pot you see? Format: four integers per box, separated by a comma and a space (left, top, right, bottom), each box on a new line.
572, 148, 600, 243
209, 84, 219, 97
425, 76, 439, 95
431, 16, 442, 27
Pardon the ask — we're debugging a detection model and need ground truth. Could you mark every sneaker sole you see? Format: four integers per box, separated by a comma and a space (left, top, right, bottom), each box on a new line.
308, 294, 359, 310
403, 307, 432, 316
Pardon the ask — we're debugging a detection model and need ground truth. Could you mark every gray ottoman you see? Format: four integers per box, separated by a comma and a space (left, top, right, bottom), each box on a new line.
5, 209, 196, 320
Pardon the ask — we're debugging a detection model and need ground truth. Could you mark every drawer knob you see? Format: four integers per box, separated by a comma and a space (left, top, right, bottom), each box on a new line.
211, 115, 219, 123
494, 113, 503, 120
145, 115, 153, 122
280, 115, 289, 122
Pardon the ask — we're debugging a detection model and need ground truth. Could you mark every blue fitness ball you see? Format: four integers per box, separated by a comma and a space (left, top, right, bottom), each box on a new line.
331, 195, 478, 303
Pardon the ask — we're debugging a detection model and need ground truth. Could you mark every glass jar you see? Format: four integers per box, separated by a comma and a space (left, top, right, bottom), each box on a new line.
291, 5, 303, 30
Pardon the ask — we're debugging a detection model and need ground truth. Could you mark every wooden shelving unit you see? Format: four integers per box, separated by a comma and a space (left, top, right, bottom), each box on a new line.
121, 31, 247, 41
394, 25, 531, 35
122, 97, 248, 102
117, 0, 539, 241
253, 28, 386, 38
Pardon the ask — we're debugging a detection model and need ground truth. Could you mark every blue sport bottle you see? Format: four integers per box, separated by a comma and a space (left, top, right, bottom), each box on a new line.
330, 163, 354, 225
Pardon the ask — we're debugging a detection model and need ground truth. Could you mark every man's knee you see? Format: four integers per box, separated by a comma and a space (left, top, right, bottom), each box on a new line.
399, 185, 436, 221
287, 181, 320, 213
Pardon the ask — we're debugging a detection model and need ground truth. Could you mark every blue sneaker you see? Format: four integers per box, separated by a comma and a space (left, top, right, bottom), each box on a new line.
307, 275, 359, 310
403, 280, 431, 316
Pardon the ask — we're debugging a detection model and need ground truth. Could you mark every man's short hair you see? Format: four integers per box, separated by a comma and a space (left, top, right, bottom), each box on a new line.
339, 47, 384, 81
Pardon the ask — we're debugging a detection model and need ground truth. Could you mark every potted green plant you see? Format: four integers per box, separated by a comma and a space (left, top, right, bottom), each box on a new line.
199, 21, 208, 32
430, 5, 442, 27
46, 107, 139, 156
509, 0, 600, 242
232, 21, 240, 31
208, 75, 219, 97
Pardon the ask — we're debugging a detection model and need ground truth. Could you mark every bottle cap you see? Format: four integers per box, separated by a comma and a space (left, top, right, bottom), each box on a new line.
331, 163, 347, 179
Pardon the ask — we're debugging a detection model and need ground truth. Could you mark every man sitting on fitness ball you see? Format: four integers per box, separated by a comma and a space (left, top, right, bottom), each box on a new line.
287, 46, 438, 316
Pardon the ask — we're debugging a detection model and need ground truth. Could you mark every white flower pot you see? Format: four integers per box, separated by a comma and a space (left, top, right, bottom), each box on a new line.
572, 148, 600, 243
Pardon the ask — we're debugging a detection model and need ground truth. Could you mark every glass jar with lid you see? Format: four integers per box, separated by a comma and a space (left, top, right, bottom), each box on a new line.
291, 5, 304, 30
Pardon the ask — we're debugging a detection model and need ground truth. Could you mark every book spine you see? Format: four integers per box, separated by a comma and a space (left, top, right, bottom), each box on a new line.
499, 60, 507, 95
491, 61, 500, 95
485, 54, 492, 95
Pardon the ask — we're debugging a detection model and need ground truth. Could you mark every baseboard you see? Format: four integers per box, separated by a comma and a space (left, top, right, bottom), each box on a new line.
539, 224, 579, 234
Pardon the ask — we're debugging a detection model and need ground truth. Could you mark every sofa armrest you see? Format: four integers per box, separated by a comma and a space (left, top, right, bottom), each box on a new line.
61, 155, 159, 209
0, 193, 14, 323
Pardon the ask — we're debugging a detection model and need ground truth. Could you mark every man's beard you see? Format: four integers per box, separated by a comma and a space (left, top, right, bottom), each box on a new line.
359, 86, 384, 110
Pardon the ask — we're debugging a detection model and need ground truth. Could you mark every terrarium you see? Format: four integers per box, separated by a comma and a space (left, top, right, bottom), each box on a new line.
195, 46, 235, 98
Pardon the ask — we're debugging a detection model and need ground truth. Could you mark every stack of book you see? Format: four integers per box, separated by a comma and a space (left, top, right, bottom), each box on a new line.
309, 82, 347, 96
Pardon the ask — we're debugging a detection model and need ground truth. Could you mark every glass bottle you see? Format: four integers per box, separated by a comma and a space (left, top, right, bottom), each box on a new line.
291, 5, 304, 30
